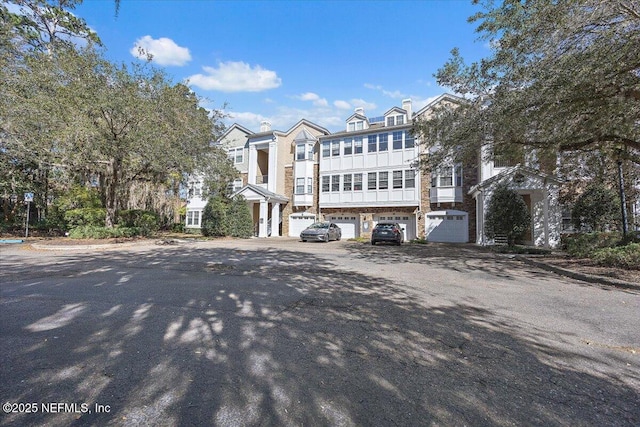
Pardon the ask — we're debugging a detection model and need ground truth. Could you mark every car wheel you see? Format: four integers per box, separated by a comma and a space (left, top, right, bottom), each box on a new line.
301, 239, 306, 242
371, 240, 376, 245
324, 234, 329, 243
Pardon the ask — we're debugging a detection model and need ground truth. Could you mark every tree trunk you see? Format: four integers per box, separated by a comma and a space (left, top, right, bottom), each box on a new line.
104, 157, 121, 228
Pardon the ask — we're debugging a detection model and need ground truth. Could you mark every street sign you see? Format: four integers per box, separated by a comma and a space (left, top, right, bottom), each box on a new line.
24, 192, 34, 202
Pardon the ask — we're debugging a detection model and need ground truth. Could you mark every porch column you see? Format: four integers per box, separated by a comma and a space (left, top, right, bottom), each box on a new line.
258, 199, 269, 237
248, 145, 257, 185
271, 202, 281, 237
267, 140, 277, 193
542, 187, 550, 248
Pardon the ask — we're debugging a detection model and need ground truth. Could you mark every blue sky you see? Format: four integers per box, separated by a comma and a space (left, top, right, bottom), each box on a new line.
72, 0, 487, 133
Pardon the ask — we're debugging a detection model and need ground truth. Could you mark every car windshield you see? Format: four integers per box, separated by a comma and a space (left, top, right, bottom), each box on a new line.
375, 224, 396, 230
308, 222, 329, 229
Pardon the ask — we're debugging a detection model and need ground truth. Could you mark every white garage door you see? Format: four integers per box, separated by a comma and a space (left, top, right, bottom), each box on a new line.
289, 214, 316, 237
374, 215, 416, 241
425, 210, 468, 243
327, 215, 358, 239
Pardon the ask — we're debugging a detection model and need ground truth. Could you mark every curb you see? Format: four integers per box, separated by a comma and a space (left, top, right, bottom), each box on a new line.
30, 242, 140, 251
517, 256, 639, 291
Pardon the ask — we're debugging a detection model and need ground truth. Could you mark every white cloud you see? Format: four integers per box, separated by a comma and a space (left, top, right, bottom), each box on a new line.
130, 35, 191, 66
334, 100, 351, 110
295, 92, 328, 107
364, 83, 406, 99
187, 61, 282, 93
349, 98, 377, 112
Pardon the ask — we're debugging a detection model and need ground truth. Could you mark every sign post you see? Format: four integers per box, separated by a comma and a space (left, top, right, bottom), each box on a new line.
24, 192, 33, 238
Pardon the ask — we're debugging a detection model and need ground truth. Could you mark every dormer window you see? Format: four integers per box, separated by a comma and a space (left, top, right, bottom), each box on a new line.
347, 120, 364, 132
386, 115, 404, 127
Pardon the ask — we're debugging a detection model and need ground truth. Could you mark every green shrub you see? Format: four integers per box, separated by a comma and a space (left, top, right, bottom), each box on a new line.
227, 195, 253, 238
117, 209, 159, 236
485, 183, 531, 246
571, 184, 619, 232
201, 196, 229, 237
68, 225, 141, 239
591, 243, 640, 270
172, 222, 185, 233
64, 208, 106, 228
562, 232, 621, 257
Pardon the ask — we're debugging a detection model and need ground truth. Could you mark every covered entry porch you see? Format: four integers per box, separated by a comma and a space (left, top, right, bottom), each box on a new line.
233, 184, 289, 238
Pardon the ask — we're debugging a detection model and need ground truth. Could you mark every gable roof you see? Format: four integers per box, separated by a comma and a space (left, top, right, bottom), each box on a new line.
232, 184, 289, 203
383, 106, 407, 117
469, 164, 563, 196
345, 112, 368, 123
414, 93, 467, 118
285, 119, 331, 136
218, 123, 254, 141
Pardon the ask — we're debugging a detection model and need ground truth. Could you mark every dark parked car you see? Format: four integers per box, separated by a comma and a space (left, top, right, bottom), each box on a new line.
371, 222, 404, 245
300, 222, 342, 242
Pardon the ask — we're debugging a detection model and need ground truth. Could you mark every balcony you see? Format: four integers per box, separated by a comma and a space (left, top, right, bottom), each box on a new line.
430, 186, 463, 204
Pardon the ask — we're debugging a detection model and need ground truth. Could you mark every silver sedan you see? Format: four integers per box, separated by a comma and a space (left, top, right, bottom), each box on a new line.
300, 222, 342, 242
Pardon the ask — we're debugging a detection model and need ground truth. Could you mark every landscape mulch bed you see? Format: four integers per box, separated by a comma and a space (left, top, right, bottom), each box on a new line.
541, 256, 640, 285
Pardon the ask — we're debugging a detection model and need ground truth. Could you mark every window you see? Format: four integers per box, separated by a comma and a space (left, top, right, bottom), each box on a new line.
440, 166, 453, 186
331, 175, 340, 192
348, 122, 355, 132
379, 171, 389, 189
393, 131, 403, 150
396, 115, 404, 125
331, 140, 340, 157
308, 144, 314, 160
455, 165, 463, 187
343, 174, 352, 191
233, 178, 243, 192
431, 171, 437, 187
356, 121, 363, 130
393, 170, 403, 189
354, 173, 362, 191
378, 133, 388, 152
344, 138, 353, 155
194, 182, 202, 197
405, 133, 415, 149
354, 137, 363, 154
368, 135, 377, 153
368, 172, 377, 190
307, 177, 313, 194
296, 144, 306, 161
322, 141, 330, 158
296, 178, 305, 194
322, 176, 330, 192
228, 148, 243, 164
405, 170, 415, 188
387, 116, 395, 126
186, 210, 201, 227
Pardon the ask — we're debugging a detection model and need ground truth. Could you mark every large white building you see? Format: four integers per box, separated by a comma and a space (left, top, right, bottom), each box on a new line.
185, 94, 570, 248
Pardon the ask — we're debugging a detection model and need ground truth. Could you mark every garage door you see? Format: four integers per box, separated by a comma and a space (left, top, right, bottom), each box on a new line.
374, 215, 415, 241
327, 215, 358, 239
425, 210, 468, 243
289, 214, 316, 237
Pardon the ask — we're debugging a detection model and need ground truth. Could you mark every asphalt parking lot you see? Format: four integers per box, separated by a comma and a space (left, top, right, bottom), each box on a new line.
1, 238, 639, 426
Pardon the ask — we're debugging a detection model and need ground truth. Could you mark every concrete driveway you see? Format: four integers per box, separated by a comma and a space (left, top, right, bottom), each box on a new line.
1, 238, 638, 426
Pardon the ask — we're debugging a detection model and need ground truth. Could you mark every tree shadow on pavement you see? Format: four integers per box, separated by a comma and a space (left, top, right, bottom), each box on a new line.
1, 245, 638, 426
